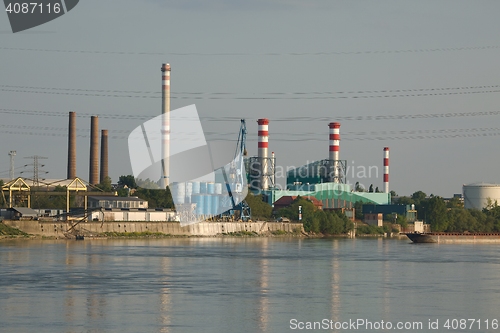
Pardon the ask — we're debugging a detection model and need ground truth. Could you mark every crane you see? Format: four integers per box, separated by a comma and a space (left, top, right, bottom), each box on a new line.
219, 119, 251, 221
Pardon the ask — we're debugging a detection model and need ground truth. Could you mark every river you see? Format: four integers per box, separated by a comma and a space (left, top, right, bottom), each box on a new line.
1, 237, 500, 332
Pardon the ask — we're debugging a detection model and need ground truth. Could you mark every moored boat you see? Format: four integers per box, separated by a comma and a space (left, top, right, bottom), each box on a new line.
406, 232, 500, 243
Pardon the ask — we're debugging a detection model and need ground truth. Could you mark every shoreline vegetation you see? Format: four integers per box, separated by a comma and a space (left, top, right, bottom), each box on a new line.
0, 221, 405, 240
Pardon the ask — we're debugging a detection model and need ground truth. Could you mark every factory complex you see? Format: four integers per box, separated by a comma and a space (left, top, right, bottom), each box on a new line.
3, 63, 500, 230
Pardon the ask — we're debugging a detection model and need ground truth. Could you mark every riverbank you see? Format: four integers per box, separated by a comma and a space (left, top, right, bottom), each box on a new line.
1, 220, 305, 239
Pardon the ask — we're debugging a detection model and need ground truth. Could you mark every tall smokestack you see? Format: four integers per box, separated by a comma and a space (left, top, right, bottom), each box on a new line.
67, 111, 76, 179
383, 147, 389, 193
161, 63, 171, 189
89, 116, 99, 185
100, 129, 109, 183
329, 122, 340, 182
258, 118, 269, 190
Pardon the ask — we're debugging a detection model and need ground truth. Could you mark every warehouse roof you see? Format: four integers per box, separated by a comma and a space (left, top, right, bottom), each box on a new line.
10, 207, 39, 217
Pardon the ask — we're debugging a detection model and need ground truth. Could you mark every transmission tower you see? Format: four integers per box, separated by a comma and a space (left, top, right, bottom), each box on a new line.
23, 155, 48, 187
8, 150, 16, 179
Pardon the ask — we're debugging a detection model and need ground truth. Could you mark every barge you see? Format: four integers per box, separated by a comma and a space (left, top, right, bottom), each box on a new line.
406, 232, 500, 244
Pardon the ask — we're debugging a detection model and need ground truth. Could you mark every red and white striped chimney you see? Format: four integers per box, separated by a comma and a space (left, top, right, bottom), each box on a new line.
161, 63, 171, 189
383, 147, 389, 193
258, 118, 269, 190
329, 122, 340, 182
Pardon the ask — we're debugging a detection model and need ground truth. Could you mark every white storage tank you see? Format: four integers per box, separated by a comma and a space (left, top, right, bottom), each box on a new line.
463, 183, 500, 209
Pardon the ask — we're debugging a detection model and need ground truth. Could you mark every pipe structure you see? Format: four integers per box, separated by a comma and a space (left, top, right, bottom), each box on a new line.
89, 116, 99, 185
100, 129, 109, 183
329, 122, 340, 183
271, 151, 275, 189
161, 63, 171, 189
384, 147, 389, 193
67, 111, 76, 179
257, 118, 269, 191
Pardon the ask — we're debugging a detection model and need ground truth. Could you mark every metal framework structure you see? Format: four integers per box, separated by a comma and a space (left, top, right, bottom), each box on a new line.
247, 156, 276, 191
1, 177, 31, 208
220, 119, 251, 221
22, 155, 48, 187
324, 159, 347, 184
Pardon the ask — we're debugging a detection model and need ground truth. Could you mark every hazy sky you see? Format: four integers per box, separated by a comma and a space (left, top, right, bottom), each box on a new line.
1, 0, 500, 196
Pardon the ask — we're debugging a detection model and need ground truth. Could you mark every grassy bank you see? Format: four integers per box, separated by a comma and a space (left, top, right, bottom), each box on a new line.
0, 222, 29, 237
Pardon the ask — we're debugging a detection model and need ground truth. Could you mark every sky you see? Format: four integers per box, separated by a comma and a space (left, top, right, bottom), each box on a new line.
1, 0, 500, 197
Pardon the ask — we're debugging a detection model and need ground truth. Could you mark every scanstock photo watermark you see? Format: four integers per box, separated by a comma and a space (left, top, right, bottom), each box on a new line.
290, 318, 500, 331
3, 0, 79, 33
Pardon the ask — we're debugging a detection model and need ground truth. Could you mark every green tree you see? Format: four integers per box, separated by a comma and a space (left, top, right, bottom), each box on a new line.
354, 201, 364, 220
135, 186, 173, 208
279, 196, 318, 232
446, 208, 479, 232
397, 196, 414, 205
244, 193, 272, 220
96, 176, 113, 192
425, 196, 448, 231
446, 196, 463, 209
136, 178, 160, 189
396, 214, 408, 228
410, 191, 428, 219
118, 175, 137, 189
375, 187, 380, 193
390, 190, 397, 197
369, 184, 374, 193
117, 188, 130, 197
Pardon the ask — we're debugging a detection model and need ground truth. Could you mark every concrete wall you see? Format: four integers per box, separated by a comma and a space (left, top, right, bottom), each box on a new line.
3, 220, 304, 237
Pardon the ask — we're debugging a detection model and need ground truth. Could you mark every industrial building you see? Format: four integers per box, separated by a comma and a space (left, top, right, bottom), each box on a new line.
362, 204, 417, 222
90, 208, 175, 222
249, 120, 391, 211
273, 196, 324, 212
463, 183, 500, 209
87, 196, 148, 209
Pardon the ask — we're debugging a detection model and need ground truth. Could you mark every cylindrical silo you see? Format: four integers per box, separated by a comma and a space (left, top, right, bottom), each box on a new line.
192, 181, 201, 194
463, 183, 500, 209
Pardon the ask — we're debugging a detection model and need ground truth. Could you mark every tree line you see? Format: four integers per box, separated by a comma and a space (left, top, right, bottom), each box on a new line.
395, 191, 500, 232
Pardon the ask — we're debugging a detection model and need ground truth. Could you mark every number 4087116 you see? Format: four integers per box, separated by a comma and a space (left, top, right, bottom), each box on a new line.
5, 2, 61, 14
443, 319, 499, 330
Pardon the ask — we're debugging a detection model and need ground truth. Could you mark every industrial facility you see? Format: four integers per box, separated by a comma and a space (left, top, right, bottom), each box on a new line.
2, 62, 395, 225
252, 120, 391, 214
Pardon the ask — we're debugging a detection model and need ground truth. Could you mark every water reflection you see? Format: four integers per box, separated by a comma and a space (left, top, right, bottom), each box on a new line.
2, 238, 500, 333
258, 238, 269, 333
331, 240, 340, 325
159, 257, 172, 333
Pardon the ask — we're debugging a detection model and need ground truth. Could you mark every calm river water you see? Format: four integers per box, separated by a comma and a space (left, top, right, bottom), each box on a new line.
1, 237, 500, 333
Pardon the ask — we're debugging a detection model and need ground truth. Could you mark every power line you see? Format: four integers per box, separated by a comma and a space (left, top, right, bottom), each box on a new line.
2, 45, 500, 56
1, 126, 500, 142
3, 87, 500, 100
2, 83, 500, 96
2, 108, 500, 123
